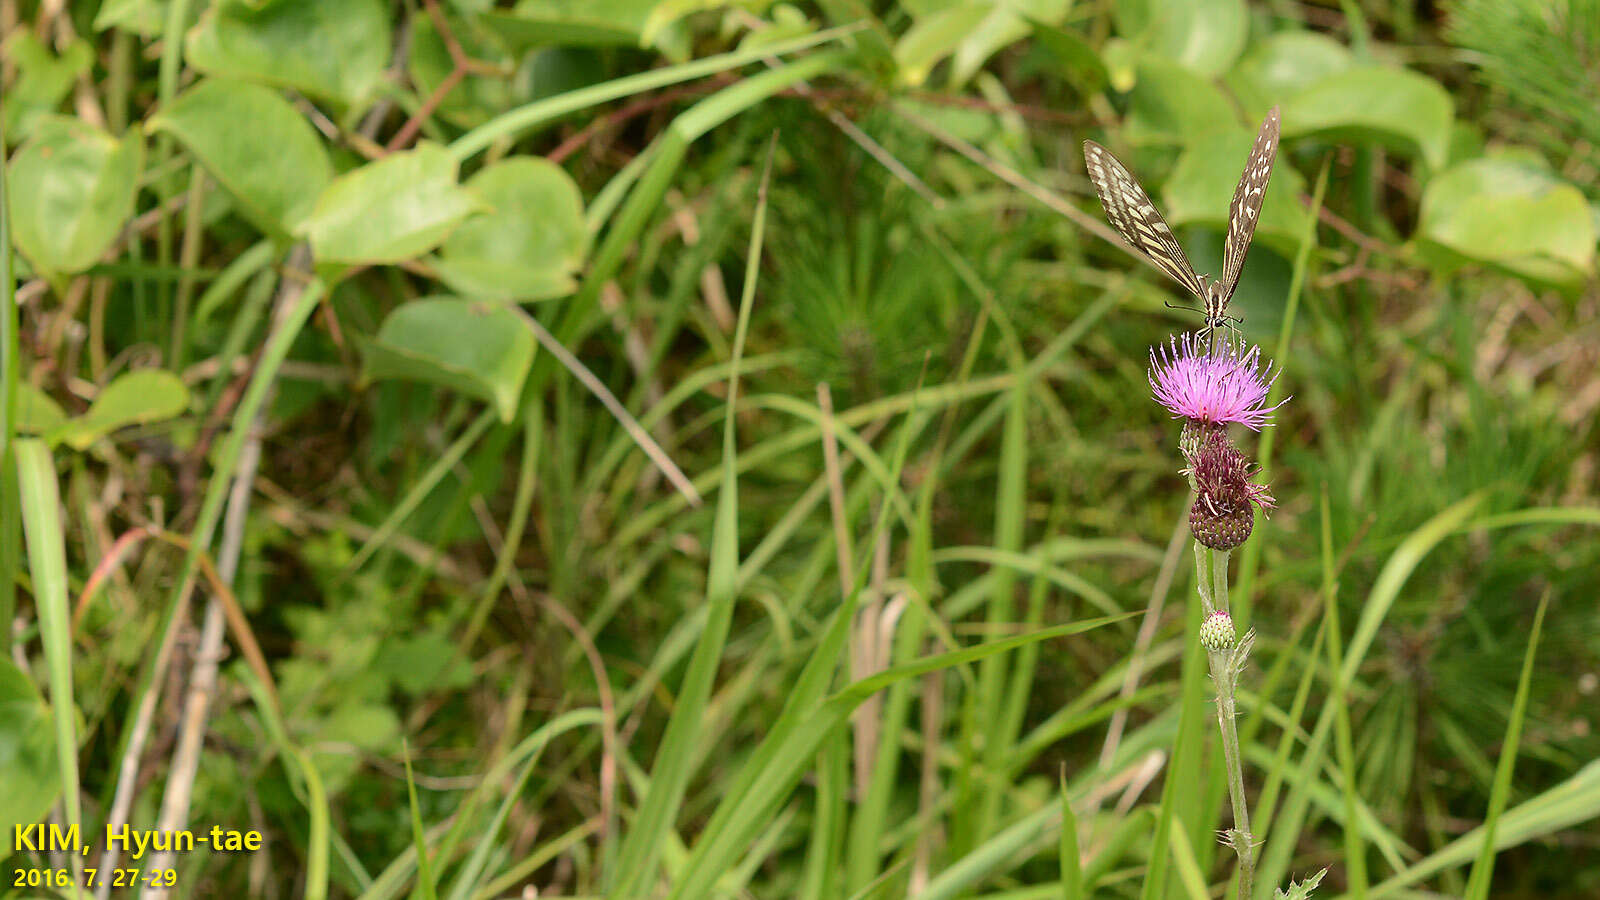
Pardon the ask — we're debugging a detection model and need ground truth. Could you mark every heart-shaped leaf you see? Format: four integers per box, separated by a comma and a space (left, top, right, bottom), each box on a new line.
1124, 60, 1235, 145
96, 0, 199, 37
893, 5, 992, 86
1163, 127, 1310, 262
15, 384, 68, 435
433, 158, 588, 301
1114, 0, 1247, 76
891, 0, 1072, 86
0, 658, 59, 856
1028, 16, 1109, 95
948, 1, 1072, 86
2, 33, 93, 143
1282, 64, 1453, 170
302, 143, 485, 267
186, 0, 391, 107
1226, 31, 1351, 113
362, 298, 534, 422
7, 118, 144, 278
1417, 155, 1596, 284
150, 79, 334, 238
48, 370, 191, 450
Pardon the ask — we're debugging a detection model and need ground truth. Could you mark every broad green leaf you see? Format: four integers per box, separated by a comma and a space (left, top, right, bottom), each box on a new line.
487, 0, 655, 49
1114, 0, 1246, 75
1, 33, 93, 143
7, 118, 144, 278
950, 0, 1074, 87
515, 47, 607, 105
313, 701, 400, 793
374, 631, 474, 696
1226, 31, 1351, 112
1417, 155, 1596, 283
361, 298, 534, 422
302, 144, 485, 266
49, 370, 191, 450
0, 657, 59, 856
1028, 16, 1108, 95
902, 0, 966, 13
186, 0, 391, 107
15, 384, 67, 435
1164, 127, 1310, 260
433, 158, 589, 301
94, 0, 172, 36
894, 5, 992, 85
150, 79, 334, 237
736, 5, 818, 53
1282, 64, 1453, 170
1124, 60, 1235, 145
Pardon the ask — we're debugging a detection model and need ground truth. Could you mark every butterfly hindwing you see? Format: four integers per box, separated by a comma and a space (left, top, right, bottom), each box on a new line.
1083, 140, 1205, 299
1217, 106, 1281, 304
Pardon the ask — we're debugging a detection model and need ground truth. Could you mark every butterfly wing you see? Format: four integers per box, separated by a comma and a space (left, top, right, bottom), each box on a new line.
1216, 106, 1281, 304
1083, 140, 1205, 299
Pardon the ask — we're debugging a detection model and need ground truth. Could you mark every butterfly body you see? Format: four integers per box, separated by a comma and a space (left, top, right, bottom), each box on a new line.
1083, 107, 1281, 337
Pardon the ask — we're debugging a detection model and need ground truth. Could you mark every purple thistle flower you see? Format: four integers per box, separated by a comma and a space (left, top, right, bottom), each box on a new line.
1148, 333, 1288, 431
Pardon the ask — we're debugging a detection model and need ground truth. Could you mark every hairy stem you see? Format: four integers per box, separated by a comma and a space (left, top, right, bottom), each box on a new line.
1195, 541, 1254, 899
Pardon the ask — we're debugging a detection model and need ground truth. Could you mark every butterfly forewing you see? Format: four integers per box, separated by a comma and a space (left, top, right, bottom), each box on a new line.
1083, 140, 1205, 299
1217, 106, 1281, 303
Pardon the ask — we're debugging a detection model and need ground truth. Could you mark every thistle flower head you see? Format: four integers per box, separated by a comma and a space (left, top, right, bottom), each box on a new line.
1186, 428, 1277, 513
1184, 428, 1276, 551
1149, 333, 1288, 431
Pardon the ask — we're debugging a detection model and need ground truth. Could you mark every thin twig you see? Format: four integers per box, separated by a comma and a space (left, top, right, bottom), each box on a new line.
143, 420, 264, 895
386, 0, 500, 152
895, 103, 1130, 253
514, 307, 702, 507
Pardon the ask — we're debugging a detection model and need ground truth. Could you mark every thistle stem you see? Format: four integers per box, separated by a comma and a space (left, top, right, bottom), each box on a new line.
1195, 541, 1254, 900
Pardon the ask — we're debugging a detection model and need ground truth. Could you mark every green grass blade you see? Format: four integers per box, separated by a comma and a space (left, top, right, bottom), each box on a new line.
663, 393, 929, 900
551, 52, 845, 364
341, 407, 497, 575
801, 739, 849, 900
0, 123, 19, 655
401, 739, 438, 900
1142, 593, 1207, 900
1254, 493, 1483, 898
1059, 772, 1082, 900
1368, 756, 1600, 896
190, 238, 273, 328
968, 375, 1029, 843
605, 137, 774, 900
1168, 817, 1212, 900
16, 439, 80, 853
448, 26, 860, 161
296, 747, 331, 900
837, 617, 1137, 900
1321, 488, 1366, 898
1462, 592, 1547, 900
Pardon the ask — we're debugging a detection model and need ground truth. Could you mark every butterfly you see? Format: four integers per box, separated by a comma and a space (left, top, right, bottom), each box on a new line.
1083, 106, 1281, 335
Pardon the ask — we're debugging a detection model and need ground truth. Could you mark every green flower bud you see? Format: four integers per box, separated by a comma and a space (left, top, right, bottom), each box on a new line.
1200, 610, 1236, 653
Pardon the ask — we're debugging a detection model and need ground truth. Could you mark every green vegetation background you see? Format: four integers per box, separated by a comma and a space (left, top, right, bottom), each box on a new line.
2, 1, 1599, 899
